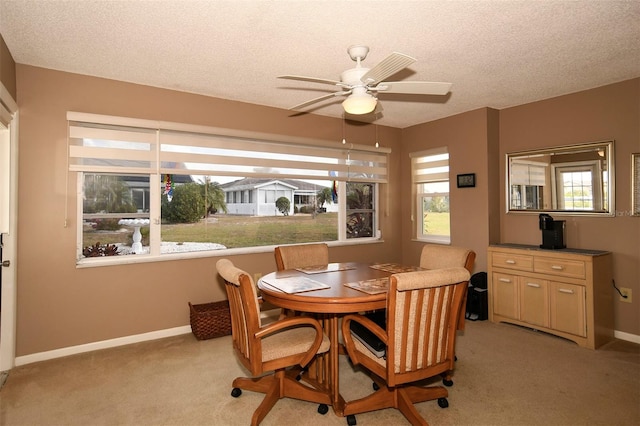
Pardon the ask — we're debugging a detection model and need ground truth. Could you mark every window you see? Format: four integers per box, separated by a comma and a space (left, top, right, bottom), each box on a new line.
552, 161, 604, 211
68, 112, 388, 263
346, 182, 376, 238
411, 148, 450, 244
510, 161, 546, 209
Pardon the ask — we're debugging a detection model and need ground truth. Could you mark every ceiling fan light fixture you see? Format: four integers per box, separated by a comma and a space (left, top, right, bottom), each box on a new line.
342, 93, 377, 115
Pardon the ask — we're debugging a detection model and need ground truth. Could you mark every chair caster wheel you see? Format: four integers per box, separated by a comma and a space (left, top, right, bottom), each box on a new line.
231, 388, 242, 398
346, 414, 357, 425
443, 378, 453, 387
437, 397, 449, 408
372, 382, 380, 391
318, 404, 329, 415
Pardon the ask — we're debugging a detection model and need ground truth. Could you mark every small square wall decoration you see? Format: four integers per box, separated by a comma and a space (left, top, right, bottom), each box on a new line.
457, 173, 476, 188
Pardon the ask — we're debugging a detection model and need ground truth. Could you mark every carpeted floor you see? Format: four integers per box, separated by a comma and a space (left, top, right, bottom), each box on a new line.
0, 321, 638, 425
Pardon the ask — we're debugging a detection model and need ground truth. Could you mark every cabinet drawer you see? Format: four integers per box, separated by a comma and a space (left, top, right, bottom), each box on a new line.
534, 257, 586, 279
491, 252, 533, 271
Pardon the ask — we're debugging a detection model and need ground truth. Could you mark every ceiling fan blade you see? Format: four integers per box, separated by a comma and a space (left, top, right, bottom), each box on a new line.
288, 91, 350, 110
278, 75, 345, 87
373, 81, 452, 95
360, 52, 416, 86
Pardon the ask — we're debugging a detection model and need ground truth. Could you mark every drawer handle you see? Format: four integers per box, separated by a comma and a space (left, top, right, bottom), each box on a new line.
499, 278, 512, 283
558, 288, 574, 294
526, 282, 541, 288
505, 259, 516, 264
551, 265, 564, 270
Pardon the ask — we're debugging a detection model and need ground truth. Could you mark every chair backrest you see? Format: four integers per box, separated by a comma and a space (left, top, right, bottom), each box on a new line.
274, 243, 329, 271
385, 267, 470, 387
420, 244, 475, 273
216, 259, 263, 375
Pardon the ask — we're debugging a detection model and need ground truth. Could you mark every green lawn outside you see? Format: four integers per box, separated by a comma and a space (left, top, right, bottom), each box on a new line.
424, 212, 450, 236
83, 213, 339, 249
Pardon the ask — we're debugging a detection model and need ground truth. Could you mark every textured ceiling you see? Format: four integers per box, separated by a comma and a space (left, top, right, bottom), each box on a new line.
1, 0, 639, 128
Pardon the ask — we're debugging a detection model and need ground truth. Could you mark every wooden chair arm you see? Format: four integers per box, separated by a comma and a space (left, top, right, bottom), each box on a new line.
254, 315, 324, 340
255, 316, 326, 367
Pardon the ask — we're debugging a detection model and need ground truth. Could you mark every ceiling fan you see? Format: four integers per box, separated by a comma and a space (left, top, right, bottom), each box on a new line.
278, 45, 452, 115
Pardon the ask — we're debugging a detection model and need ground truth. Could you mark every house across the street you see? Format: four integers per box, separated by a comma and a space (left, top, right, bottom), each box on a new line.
219, 178, 334, 216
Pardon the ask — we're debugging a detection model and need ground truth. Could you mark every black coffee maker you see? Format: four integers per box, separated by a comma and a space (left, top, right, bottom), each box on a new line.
539, 214, 566, 249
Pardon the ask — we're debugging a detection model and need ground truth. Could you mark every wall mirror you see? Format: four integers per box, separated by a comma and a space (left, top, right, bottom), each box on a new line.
507, 140, 614, 216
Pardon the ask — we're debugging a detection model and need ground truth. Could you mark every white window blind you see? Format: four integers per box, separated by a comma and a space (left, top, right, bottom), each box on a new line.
68, 112, 389, 183
511, 162, 547, 186
68, 123, 157, 174
411, 147, 449, 183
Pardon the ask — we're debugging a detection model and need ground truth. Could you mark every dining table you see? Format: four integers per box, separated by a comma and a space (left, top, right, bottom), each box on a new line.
257, 261, 422, 417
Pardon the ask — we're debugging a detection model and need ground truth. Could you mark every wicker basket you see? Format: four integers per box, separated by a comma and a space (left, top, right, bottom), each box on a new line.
188, 300, 232, 340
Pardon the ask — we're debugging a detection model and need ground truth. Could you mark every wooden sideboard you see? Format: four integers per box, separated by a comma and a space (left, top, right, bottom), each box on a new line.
487, 244, 613, 349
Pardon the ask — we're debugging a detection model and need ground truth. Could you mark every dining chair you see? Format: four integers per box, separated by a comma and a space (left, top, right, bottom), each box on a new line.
216, 259, 332, 425
341, 267, 471, 426
420, 244, 475, 386
274, 243, 330, 319
274, 243, 329, 271
419, 243, 475, 274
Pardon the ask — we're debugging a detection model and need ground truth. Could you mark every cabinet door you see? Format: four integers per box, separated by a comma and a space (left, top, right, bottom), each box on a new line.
520, 277, 549, 327
492, 272, 519, 319
550, 282, 586, 337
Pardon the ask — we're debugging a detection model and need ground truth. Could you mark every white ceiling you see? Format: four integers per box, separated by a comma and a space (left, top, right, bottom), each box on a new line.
1, 0, 639, 128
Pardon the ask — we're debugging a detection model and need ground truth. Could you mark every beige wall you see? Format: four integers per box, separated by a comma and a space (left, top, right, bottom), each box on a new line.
499, 78, 640, 336
0, 33, 16, 98
400, 107, 499, 273
14, 65, 403, 356
399, 80, 639, 337
12, 62, 640, 357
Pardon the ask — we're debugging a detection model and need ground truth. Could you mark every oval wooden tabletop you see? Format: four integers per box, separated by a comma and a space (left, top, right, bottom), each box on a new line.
257, 262, 389, 314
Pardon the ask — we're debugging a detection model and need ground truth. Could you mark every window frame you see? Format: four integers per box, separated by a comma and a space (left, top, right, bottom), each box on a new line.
69, 112, 388, 266
410, 147, 451, 244
551, 161, 603, 211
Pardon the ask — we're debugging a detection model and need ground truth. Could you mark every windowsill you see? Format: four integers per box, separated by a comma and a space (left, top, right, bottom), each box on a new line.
412, 236, 451, 245
75, 237, 384, 268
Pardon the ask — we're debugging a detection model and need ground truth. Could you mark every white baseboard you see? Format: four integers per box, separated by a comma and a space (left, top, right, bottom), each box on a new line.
15, 326, 192, 367
13, 324, 640, 367
614, 330, 640, 345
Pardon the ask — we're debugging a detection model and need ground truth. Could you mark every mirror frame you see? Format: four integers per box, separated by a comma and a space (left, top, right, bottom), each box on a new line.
506, 140, 615, 216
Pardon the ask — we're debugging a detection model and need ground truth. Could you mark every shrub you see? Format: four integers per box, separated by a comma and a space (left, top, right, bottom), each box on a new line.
95, 218, 122, 231
162, 183, 206, 223
83, 242, 120, 257
275, 197, 290, 216
298, 205, 314, 214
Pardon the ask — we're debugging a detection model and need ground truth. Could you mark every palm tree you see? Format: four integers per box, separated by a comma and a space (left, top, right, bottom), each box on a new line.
316, 187, 333, 211
83, 174, 137, 214
201, 178, 228, 216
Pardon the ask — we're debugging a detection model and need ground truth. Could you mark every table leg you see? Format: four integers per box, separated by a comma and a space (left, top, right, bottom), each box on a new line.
296, 314, 346, 416
328, 315, 346, 416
